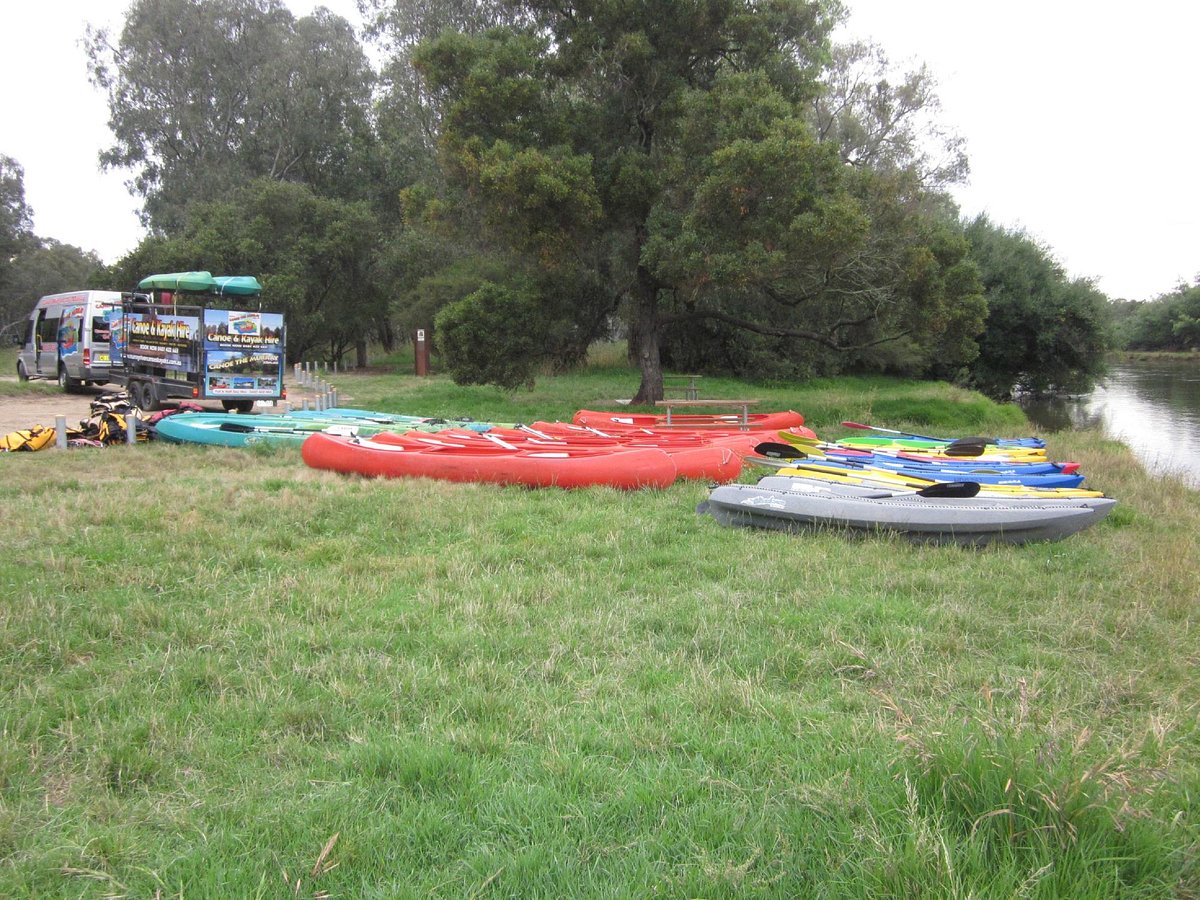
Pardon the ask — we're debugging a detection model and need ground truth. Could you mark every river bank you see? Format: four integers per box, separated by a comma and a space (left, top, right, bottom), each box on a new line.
1021, 355, 1200, 489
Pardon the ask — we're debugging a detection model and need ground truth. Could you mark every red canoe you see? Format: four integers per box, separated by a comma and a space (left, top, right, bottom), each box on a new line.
302, 432, 680, 489
572, 408, 808, 432
522, 421, 761, 454
368, 429, 744, 482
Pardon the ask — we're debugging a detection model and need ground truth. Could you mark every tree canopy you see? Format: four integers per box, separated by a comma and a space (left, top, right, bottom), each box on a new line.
1111, 281, 1200, 351
104, 179, 388, 365
0, 155, 35, 308
86, 0, 376, 232
964, 215, 1110, 398
0, 239, 103, 333
62, 0, 1122, 398
409, 0, 986, 400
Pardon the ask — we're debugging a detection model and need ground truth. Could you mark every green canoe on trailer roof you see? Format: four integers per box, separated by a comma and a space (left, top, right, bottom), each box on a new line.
137, 272, 262, 295
212, 275, 262, 296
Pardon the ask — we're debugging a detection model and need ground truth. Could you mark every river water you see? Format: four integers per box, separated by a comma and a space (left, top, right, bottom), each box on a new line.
1020, 358, 1200, 488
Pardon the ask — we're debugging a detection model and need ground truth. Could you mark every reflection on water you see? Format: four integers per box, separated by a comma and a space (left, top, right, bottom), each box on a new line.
1021, 359, 1200, 487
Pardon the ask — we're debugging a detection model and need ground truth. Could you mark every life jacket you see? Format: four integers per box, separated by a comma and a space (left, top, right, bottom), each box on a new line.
95, 411, 148, 445
0, 425, 57, 452
90, 392, 134, 416
145, 402, 204, 426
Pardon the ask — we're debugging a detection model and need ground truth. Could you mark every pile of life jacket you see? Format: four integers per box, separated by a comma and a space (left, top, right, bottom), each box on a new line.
0, 392, 200, 451
0, 425, 57, 452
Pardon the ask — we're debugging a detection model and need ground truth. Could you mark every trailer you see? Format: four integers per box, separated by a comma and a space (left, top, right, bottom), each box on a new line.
110, 271, 287, 413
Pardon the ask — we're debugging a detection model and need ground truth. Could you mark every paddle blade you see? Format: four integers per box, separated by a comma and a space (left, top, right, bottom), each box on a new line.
916, 481, 981, 498
754, 441, 808, 460
942, 438, 988, 458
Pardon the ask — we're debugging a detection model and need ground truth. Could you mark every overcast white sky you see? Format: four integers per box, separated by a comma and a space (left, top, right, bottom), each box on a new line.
1, 0, 1196, 300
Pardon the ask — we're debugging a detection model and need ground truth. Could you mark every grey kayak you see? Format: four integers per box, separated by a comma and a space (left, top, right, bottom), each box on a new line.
699, 480, 1116, 546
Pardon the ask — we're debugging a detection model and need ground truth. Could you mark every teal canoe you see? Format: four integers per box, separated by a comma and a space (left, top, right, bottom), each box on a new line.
151, 412, 501, 447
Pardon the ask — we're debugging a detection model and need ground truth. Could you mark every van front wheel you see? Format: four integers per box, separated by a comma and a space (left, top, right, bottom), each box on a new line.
16, 359, 29, 381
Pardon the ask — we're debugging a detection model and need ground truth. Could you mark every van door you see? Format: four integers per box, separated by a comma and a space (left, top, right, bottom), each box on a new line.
34, 308, 60, 376
58, 305, 84, 381
16, 317, 36, 380
89, 306, 115, 376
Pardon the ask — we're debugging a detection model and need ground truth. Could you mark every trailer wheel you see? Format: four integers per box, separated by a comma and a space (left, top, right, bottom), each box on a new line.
134, 381, 161, 412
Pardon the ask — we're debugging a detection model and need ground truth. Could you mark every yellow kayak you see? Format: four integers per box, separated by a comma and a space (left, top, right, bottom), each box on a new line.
778, 433, 1049, 463
774, 463, 1105, 498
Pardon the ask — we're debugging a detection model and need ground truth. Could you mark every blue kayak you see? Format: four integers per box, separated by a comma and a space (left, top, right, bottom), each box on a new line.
822, 449, 1076, 477
791, 457, 1086, 488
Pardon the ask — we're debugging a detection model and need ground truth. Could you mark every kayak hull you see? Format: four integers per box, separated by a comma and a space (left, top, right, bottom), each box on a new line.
151, 412, 475, 447
369, 429, 744, 482
301, 433, 678, 489
700, 482, 1115, 546
572, 408, 810, 433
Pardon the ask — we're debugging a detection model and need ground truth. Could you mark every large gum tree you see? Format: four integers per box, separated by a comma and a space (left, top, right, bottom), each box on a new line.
410, 0, 985, 401
85, 0, 376, 233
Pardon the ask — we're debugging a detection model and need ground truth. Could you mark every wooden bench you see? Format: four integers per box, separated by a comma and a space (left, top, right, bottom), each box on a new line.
663, 374, 702, 401
654, 398, 761, 428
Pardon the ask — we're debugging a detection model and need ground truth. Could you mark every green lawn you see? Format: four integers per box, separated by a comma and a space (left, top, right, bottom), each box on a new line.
1, 362, 1197, 896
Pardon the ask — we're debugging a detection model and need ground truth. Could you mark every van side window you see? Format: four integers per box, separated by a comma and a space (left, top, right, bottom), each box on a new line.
37, 312, 61, 345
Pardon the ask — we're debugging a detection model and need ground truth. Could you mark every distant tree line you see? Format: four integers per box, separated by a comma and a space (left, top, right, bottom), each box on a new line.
0, 156, 104, 337
1108, 283, 1200, 352
0, 0, 1126, 399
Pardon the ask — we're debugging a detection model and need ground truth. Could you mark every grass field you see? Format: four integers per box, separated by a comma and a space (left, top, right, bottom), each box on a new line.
1, 357, 1198, 897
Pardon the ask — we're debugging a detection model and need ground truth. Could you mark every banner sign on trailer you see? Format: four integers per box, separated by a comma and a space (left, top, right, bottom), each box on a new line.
202, 309, 284, 397
115, 311, 201, 371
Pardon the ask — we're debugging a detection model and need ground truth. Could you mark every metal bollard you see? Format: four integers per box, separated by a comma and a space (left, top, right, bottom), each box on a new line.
126, 415, 137, 445
55, 415, 68, 449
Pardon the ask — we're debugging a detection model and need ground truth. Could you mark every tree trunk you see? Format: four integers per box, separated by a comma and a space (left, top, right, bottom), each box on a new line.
355, 338, 368, 369
629, 265, 664, 405
378, 318, 396, 353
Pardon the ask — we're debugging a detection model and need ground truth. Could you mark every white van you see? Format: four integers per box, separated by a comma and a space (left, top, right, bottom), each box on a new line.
15, 290, 123, 390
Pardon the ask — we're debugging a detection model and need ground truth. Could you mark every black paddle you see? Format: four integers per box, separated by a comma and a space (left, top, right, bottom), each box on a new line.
753, 441, 811, 460
941, 437, 990, 458
915, 481, 981, 498
841, 420, 999, 457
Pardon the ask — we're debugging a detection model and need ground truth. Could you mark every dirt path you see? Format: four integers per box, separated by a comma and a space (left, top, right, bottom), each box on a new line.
0, 379, 312, 437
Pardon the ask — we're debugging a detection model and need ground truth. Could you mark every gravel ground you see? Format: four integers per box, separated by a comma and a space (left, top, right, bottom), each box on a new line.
0, 378, 304, 438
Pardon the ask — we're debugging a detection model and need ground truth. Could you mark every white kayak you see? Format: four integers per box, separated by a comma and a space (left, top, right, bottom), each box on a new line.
699, 478, 1116, 546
